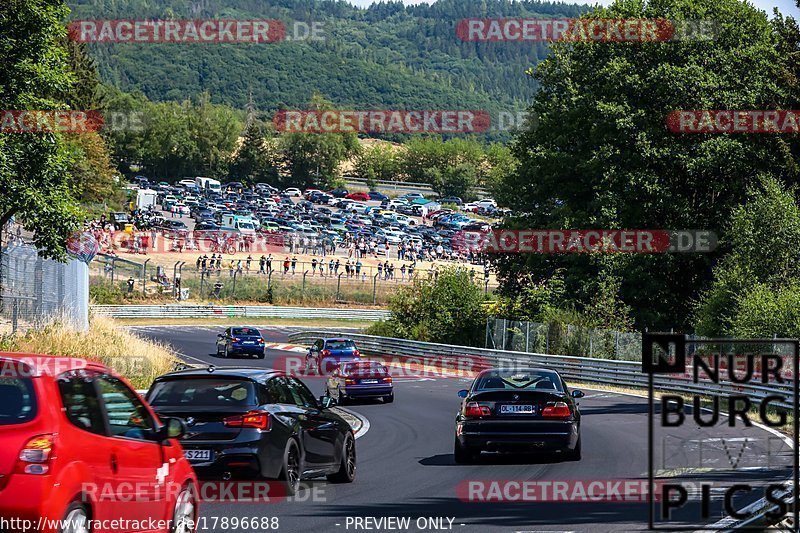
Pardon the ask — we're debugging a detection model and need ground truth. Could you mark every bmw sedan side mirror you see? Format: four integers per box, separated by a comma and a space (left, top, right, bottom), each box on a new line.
320, 396, 337, 409
457, 389, 468, 398
572, 390, 585, 398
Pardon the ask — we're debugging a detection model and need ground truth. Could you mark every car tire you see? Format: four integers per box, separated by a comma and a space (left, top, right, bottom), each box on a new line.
257, 351, 265, 359
280, 440, 302, 496
170, 483, 197, 533
567, 437, 582, 461
215, 345, 221, 357
223, 345, 229, 358
327, 433, 356, 484
60, 501, 91, 533
383, 393, 394, 404
453, 437, 479, 464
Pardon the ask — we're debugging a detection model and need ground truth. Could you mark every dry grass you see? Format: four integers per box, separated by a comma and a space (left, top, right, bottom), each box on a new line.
0, 316, 178, 389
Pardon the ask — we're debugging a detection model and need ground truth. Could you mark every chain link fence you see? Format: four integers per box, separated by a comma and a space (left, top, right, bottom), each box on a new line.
485, 317, 642, 361
1, 234, 89, 333
89, 254, 496, 306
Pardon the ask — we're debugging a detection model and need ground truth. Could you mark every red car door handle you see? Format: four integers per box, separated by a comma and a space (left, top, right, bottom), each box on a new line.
110, 454, 118, 473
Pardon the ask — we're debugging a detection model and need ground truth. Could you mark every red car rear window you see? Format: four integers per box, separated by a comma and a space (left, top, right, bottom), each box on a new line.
0, 377, 37, 425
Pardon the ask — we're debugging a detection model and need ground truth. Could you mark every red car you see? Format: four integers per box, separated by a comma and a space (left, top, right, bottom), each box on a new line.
0, 353, 198, 532
345, 192, 370, 201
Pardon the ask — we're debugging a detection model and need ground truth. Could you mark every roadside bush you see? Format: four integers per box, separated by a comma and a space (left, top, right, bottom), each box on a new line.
367, 267, 486, 346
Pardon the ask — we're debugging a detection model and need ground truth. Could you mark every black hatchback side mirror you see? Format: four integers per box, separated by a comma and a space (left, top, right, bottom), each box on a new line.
157, 417, 186, 442
571, 390, 585, 399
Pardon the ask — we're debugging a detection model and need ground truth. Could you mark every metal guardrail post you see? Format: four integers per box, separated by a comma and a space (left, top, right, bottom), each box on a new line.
302, 270, 308, 302
110, 257, 116, 284
11, 298, 18, 334
232, 269, 238, 298
373, 272, 379, 304
141, 258, 150, 295
336, 272, 344, 301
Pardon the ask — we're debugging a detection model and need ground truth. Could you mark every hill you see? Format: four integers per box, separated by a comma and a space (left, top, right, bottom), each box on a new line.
67, 0, 587, 138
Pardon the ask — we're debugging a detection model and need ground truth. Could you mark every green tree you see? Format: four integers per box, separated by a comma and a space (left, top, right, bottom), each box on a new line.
279, 95, 359, 189
495, 0, 798, 330
368, 268, 486, 346
0, 0, 81, 258
695, 176, 800, 336
229, 119, 280, 186
352, 143, 400, 185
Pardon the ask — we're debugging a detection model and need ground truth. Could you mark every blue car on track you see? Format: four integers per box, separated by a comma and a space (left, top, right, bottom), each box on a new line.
216, 326, 266, 358
326, 360, 394, 404
306, 338, 361, 374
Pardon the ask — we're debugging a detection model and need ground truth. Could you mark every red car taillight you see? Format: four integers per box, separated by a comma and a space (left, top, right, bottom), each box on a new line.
17, 434, 55, 474
353, 350, 360, 357
464, 402, 491, 418
382, 376, 392, 383
232, 338, 241, 343
224, 411, 271, 430
344, 378, 356, 385
321, 349, 331, 357
542, 402, 572, 419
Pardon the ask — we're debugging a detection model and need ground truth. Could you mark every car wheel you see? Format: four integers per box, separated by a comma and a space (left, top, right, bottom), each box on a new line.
383, 393, 394, 404
170, 483, 197, 533
327, 433, 356, 483
258, 351, 265, 359
223, 345, 229, 358
453, 437, 479, 464
280, 440, 301, 496
60, 501, 91, 533
215, 345, 221, 357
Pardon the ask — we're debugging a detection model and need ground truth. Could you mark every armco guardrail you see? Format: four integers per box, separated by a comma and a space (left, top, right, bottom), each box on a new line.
287, 331, 795, 410
288, 330, 796, 531
92, 305, 390, 321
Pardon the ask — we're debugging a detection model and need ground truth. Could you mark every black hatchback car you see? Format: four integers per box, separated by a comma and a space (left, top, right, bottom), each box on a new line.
146, 367, 356, 494
454, 368, 584, 463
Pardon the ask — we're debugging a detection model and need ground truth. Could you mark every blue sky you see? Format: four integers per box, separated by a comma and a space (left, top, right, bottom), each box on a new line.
348, 0, 799, 19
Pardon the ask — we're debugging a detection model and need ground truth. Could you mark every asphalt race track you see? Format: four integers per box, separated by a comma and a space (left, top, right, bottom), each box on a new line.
132, 326, 794, 533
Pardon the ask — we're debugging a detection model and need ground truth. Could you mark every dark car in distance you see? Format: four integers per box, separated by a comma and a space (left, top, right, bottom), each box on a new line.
146, 367, 356, 495
454, 368, 583, 463
216, 327, 266, 358
326, 361, 393, 404
306, 338, 361, 374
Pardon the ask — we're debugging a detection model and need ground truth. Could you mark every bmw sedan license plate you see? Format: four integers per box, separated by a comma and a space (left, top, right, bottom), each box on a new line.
242, 341, 254, 345
185, 449, 212, 461
500, 404, 534, 414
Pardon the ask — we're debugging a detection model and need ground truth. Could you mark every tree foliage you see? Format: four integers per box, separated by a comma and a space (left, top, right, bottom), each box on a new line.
494, 0, 799, 330
695, 177, 800, 336
368, 268, 486, 346
0, 0, 81, 258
